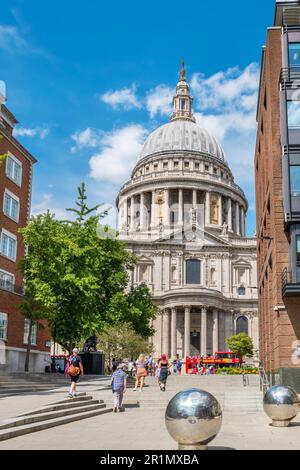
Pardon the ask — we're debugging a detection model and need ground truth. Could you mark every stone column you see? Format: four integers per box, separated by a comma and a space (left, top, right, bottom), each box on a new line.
178, 189, 183, 226
130, 196, 135, 231
118, 202, 122, 230
241, 207, 245, 236
171, 307, 177, 358
140, 193, 145, 229
201, 307, 207, 356
213, 309, 219, 354
193, 189, 197, 208
184, 306, 191, 358
164, 189, 170, 226
236, 202, 240, 235
162, 309, 170, 357
218, 194, 222, 226
227, 198, 232, 232
151, 191, 156, 228
205, 191, 210, 225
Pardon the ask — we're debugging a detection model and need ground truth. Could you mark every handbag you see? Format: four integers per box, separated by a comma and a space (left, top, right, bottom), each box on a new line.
68, 364, 81, 377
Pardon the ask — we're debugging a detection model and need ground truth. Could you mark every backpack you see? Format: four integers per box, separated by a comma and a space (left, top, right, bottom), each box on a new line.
68, 355, 81, 376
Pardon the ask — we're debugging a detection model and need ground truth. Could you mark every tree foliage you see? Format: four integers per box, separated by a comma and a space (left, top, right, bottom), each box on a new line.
97, 323, 154, 366
19, 183, 156, 352
226, 333, 254, 361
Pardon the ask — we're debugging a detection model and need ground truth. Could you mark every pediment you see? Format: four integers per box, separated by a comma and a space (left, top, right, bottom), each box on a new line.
155, 224, 232, 247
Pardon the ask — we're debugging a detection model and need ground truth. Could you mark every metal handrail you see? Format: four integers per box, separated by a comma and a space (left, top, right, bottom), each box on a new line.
259, 365, 270, 394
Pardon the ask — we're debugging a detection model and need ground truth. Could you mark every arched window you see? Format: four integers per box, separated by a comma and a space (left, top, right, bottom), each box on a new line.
236, 316, 248, 335
186, 259, 201, 284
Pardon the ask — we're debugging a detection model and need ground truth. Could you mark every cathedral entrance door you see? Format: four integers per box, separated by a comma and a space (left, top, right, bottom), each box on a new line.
190, 331, 200, 355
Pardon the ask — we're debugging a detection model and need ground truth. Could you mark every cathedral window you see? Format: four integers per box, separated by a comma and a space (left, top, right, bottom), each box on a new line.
205, 164, 209, 172
139, 265, 149, 283
174, 161, 179, 169
184, 161, 189, 169
195, 162, 199, 170
180, 99, 186, 110
163, 162, 168, 169
186, 259, 201, 285
238, 286, 246, 295
236, 316, 248, 335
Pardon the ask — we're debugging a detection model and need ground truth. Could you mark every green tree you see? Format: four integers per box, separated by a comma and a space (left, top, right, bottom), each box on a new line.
97, 323, 154, 368
226, 333, 254, 362
19, 183, 156, 352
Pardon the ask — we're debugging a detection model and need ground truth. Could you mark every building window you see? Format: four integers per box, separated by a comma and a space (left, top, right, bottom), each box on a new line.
289, 43, 300, 67
214, 167, 218, 175
6, 155, 22, 186
205, 164, 209, 172
139, 264, 149, 283
145, 166, 149, 173
174, 161, 179, 169
0, 313, 8, 340
236, 316, 248, 335
186, 259, 201, 284
287, 101, 300, 129
23, 319, 37, 346
3, 191, 19, 222
180, 99, 186, 110
163, 162, 168, 169
194, 162, 199, 170
184, 161, 189, 169
0, 270, 14, 291
238, 286, 246, 296
153, 163, 158, 170
296, 235, 300, 263
290, 166, 300, 196
0, 231, 17, 261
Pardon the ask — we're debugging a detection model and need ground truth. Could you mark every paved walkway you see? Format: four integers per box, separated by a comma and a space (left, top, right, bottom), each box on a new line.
0, 374, 300, 450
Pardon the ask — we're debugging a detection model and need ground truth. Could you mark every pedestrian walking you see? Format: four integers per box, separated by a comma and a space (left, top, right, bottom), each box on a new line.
159, 355, 171, 391
133, 354, 147, 392
111, 364, 127, 412
65, 348, 84, 398
155, 359, 161, 386
177, 357, 182, 376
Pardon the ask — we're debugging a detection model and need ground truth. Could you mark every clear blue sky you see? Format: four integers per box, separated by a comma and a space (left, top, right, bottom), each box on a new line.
0, 0, 276, 235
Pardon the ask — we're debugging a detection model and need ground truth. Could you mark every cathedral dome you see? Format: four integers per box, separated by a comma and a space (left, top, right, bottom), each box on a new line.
139, 120, 226, 162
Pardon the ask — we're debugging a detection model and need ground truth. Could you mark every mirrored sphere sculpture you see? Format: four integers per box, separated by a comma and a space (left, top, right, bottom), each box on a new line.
263, 385, 300, 427
165, 388, 222, 450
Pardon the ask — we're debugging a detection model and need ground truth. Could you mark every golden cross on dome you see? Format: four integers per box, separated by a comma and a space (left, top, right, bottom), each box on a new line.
180, 59, 186, 81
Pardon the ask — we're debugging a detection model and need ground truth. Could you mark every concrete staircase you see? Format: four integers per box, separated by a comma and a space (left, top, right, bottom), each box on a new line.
0, 393, 112, 441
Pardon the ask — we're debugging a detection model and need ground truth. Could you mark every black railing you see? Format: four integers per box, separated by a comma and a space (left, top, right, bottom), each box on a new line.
282, 267, 292, 289
280, 67, 300, 88
0, 281, 24, 296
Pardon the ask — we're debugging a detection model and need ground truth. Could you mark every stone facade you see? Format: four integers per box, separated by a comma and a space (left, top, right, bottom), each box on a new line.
117, 64, 259, 360
0, 87, 51, 373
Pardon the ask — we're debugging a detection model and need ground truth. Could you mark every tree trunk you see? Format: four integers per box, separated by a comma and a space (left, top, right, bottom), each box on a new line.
24, 319, 33, 372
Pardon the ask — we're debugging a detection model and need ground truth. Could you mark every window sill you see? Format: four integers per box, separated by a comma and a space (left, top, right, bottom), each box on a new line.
5, 174, 22, 188
0, 253, 17, 263
3, 213, 19, 224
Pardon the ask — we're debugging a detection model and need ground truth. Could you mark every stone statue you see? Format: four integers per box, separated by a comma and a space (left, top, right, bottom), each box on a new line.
82, 334, 98, 353
222, 222, 228, 235
189, 208, 197, 225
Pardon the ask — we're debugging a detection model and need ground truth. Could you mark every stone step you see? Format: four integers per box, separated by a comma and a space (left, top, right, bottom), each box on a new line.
47, 394, 94, 405
0, 402, 107, 430
17, 399, 104, 416
0, 406, 112, 441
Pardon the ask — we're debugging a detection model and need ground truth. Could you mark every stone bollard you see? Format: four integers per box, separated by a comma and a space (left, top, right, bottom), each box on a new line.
263, 385, 300, 427
165, 388, 222, 450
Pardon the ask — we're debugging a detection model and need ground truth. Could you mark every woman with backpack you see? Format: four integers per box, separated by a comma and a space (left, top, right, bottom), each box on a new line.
65, 348, 84, 398
159, 355, 172, 391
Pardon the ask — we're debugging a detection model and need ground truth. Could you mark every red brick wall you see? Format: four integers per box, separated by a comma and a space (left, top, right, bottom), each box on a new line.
255, 28, 300, 372
0, 124, 51, 353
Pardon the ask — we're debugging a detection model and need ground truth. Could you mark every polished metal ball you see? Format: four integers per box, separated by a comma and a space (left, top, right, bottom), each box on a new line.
263, 385, 300, 427
165, 388, 222, 449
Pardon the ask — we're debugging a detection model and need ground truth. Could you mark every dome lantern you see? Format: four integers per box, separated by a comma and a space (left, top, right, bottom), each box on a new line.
170, 60, 196, 123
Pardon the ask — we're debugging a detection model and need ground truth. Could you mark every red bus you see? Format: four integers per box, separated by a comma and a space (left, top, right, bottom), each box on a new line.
185, 352, 241, 374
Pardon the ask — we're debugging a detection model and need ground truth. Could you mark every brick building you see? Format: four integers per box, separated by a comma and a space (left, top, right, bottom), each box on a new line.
255, 0, 300, 390
0, 82, 51, 373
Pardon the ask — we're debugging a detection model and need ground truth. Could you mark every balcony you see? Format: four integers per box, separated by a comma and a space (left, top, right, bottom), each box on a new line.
282, 267, 300, 297
280, 67, 300, 89
0, 280, 24, 296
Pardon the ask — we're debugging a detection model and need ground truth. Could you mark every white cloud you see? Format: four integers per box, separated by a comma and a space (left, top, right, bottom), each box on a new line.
0, 25, 29, 53
14, 126, 50, 139
71, 127, 103, 153
89, 124, 148, 184
100, 84, 141, 110
146, 85, 173, 118
31, 193, 68, 220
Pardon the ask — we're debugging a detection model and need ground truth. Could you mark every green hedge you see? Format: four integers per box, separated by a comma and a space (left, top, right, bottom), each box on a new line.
215, 367, 259, 375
